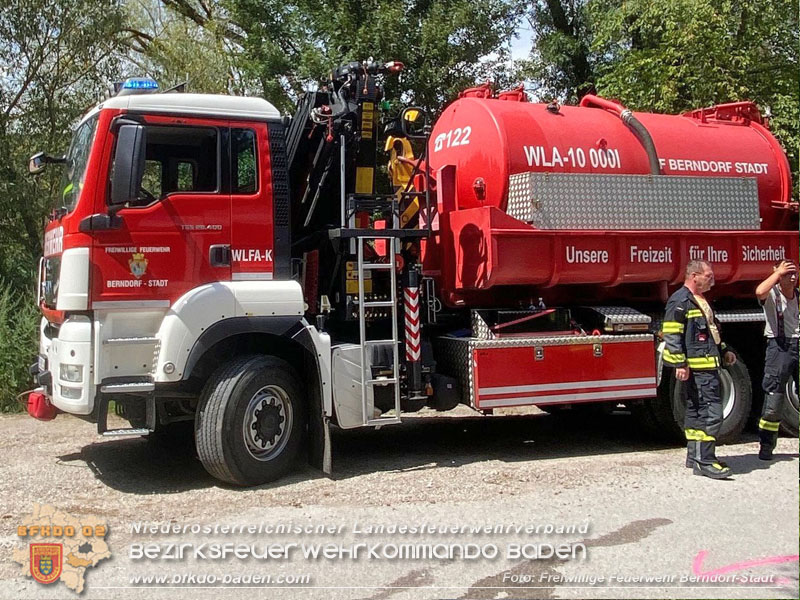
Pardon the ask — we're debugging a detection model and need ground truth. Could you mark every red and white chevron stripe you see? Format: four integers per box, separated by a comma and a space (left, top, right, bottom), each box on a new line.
404, 287, 421, 361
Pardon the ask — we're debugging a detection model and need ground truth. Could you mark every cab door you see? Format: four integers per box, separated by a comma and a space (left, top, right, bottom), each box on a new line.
229, 122, 276, 282
92, 115, 231, 307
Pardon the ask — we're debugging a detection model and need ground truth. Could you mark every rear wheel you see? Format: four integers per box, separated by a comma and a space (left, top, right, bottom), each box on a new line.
633, 353, 751, 444
780, 372, 799, 436
195, 355, 306, 486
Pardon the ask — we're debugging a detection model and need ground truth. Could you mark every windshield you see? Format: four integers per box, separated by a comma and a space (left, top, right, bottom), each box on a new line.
59, 114, 99, 213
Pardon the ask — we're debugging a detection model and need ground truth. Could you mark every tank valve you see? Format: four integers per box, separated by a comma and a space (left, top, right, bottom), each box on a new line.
472, 178, 486, 201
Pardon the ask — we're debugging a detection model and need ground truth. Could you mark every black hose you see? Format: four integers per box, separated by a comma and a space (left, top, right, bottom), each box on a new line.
620, 109, 661, 175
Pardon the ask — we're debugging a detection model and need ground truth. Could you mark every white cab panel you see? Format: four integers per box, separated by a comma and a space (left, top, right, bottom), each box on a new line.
56, 247, 90, 310
93, 308, 167, 383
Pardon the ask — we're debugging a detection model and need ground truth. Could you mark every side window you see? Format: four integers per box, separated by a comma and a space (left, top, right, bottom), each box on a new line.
141, 160, 163, 198
134, 125, 218, 202
232, 128, 257, 194
176, 160, 196, 191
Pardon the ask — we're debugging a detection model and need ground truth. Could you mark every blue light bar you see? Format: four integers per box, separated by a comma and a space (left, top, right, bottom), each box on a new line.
122, 77, 159, 90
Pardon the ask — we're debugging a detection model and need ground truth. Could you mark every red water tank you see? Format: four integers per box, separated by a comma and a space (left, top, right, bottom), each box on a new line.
427, 92, 793, 230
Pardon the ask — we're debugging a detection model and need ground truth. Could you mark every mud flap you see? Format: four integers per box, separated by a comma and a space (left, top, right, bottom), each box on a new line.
307, 390, 333, 477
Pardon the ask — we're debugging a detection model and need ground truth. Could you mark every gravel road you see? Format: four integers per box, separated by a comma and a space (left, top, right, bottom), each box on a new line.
0, 407, 797, 600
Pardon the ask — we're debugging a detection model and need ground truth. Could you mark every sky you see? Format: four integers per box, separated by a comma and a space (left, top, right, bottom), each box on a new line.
510, 22, 533, 61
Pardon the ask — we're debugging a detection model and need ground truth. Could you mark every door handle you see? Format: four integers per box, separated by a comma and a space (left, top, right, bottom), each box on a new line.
209, 244, 231, 267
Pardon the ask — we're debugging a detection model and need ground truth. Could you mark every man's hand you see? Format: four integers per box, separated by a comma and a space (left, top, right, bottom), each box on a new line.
777, 260, 798, 277
675, 367, 690, 381
723, 350, 737, 366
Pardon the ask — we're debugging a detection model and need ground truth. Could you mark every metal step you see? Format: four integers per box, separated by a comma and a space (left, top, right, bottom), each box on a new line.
361, 263, 394, 271
363, 300, 396, 308
100, 382, 155, 394
102, 428, 151, 437
366, 416, 402, 426
367, 378, 398, 386
103, 336, 158, 345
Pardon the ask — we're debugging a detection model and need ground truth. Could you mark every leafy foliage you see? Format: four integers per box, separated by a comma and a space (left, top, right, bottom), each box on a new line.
0, 0, 126, 290
225, 0, 521, 113
589, 0, 798, 194
122, 0, 254, 95
518, 0, 597, 103
0, 285, 39, 411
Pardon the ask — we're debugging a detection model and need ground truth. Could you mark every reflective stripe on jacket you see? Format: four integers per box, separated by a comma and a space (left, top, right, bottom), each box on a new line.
662, 286, 725, 370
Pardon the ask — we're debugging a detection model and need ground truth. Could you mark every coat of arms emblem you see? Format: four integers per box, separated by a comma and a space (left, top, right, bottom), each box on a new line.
128, 253, 148, 278
30, 543, 62, 584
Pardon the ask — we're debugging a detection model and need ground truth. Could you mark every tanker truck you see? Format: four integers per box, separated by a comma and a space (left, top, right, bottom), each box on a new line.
26, 62, 798, 486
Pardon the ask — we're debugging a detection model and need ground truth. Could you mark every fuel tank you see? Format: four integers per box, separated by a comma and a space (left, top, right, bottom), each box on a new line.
427, 89, 793, 230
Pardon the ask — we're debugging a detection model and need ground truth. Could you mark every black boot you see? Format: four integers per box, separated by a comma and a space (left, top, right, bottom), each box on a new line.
685, 440, 726, 468
758, 427, 778, 461
693, 462, 733, 479
694, 440, 732, 479
685, 440, 697, 468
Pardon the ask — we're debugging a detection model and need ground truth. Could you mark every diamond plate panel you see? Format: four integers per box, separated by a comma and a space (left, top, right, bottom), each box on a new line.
468, 333, 653, 349
587, 306, 652, 325
433, 337, 475, 406
471, 311, 493, 340
716, 309, 766, 323
506, 173, 760, 230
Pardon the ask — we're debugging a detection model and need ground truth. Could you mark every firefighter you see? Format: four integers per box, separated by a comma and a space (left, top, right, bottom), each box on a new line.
754, 259, 799, 460
662, 260, 737, 479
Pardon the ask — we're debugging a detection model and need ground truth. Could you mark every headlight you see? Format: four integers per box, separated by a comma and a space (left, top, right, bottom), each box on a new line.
60, 386, 82, 400
59, 364, 83, 383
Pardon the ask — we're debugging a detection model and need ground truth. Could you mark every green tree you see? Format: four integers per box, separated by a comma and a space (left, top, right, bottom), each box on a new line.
518, 0, 597, 102
589, 0, 797, 195
0, 0, 126, 289
216, 0, 520, 113
122, 0, 255, 95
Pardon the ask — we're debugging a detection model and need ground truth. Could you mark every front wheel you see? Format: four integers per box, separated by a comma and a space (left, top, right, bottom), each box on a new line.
195, 355, 306, 486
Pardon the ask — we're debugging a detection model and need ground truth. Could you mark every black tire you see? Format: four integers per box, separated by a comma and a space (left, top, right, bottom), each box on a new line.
195, 355, 306, 486
780, 371, 799, 436
633, 353, 752, 444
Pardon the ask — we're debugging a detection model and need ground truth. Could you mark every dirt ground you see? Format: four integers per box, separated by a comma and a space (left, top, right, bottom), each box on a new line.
0, 407, 797, 600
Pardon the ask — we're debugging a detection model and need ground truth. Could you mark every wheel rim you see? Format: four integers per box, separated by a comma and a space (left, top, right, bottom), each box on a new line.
242, 385, 293, 461
786, 373, 799, 413
719, 369, 735, 420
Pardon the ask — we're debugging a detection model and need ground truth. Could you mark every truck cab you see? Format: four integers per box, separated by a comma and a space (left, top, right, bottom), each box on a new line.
36, 84, 298, 418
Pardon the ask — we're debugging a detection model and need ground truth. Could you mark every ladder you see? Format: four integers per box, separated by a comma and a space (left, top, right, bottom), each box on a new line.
356, 235, 401, 426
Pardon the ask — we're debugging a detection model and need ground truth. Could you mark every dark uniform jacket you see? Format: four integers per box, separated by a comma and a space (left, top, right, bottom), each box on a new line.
662, 286, 726, 370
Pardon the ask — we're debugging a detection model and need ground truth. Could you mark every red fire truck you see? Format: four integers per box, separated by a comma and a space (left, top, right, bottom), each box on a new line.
27, 62, 798, 485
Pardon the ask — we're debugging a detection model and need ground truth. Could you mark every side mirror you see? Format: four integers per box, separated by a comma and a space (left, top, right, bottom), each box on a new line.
110, 124, 146, 207
28, 151, 65, 175
401, 107, 428, 139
